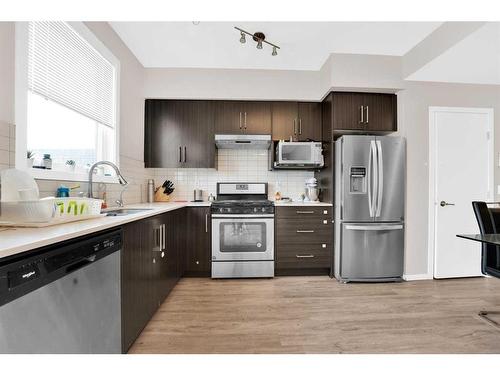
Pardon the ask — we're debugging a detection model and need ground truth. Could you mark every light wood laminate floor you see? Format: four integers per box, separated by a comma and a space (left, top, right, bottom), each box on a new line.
129, 276, 500, 354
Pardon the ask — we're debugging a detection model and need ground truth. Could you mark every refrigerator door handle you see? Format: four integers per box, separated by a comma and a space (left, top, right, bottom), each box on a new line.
345, 224, 403, 231
375, 140, 383, 217
368, 140, 377, 217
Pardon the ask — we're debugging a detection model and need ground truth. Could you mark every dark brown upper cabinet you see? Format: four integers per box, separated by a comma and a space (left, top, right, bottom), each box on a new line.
325, 92, 397, 135
364, 94, 397, 132
297, 102, 322, 141
214, 101, 271, 135
271, 102, 322, 141
144, 99, 216, 168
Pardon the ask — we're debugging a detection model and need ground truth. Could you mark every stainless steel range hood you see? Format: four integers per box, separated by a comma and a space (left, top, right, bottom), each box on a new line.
215, 134, 271, 149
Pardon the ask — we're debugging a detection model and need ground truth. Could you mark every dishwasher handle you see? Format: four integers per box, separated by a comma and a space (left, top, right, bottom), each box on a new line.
65, 255, 97, 274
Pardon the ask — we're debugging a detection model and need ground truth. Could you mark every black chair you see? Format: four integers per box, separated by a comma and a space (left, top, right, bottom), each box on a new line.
472, 201, 500, 328
472, 201, 500, 277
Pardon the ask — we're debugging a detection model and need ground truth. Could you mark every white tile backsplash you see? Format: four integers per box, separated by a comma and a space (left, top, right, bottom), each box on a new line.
152, 149, 314, 201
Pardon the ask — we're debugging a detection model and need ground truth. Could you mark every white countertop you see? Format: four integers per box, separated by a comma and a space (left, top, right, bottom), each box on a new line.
0, 201, 210, 260
273, 201, 333, 207
0, 200, 333, 259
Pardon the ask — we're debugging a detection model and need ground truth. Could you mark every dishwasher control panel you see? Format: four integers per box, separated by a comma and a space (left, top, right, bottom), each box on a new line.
0, 229, 122, 307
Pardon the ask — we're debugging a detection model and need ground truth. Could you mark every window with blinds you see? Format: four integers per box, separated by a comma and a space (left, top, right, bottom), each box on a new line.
28, 21, 116, 128
25, 22, 118, 175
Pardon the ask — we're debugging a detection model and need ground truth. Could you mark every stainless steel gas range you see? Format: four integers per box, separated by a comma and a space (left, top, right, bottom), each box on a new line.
211, 182, 274, 278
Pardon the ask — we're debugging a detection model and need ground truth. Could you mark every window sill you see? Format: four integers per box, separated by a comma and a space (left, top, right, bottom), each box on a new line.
28, 168, 120, 184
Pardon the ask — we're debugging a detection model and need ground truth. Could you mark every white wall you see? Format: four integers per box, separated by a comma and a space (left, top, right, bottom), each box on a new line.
0, 23, 14, 125
323, 53, 404, 92
0, 23, 15, 171
398, 81, 500, 276
145, 67, 323, 101
144, 53, 403, 102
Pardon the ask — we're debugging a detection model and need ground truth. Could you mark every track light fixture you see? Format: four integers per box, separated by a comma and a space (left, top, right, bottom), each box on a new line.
234, 26, 280, 56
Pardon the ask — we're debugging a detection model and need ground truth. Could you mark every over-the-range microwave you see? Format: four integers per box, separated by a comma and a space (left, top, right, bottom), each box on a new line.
274, 141, 324, 169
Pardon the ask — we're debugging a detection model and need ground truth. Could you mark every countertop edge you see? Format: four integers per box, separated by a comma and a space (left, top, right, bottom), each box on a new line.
0, 202, 203, 260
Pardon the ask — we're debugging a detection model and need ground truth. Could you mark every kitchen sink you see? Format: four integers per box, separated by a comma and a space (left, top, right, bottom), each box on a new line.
104, 208, 153, 216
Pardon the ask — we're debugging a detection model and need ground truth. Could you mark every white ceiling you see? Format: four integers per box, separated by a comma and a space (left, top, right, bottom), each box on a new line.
407, 23, 500, 85
110, 22, 442, 71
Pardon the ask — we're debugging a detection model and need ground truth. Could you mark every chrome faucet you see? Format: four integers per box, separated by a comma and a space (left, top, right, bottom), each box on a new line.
87, 161, 129, 206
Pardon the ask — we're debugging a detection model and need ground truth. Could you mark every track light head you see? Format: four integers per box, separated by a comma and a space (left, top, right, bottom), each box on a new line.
234, 27, 280, 55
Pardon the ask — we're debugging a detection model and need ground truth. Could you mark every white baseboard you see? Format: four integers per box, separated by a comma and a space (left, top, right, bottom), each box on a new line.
403, 273, 433, 281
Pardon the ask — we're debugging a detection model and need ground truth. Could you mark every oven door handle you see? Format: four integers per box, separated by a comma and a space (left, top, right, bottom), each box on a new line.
211, 214, 275, 219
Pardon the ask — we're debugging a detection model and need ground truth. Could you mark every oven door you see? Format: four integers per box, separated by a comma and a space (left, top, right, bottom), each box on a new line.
212, 215, 274, 261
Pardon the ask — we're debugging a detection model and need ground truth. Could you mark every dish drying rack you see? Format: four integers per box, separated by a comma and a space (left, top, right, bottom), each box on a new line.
0, 197, 105, 228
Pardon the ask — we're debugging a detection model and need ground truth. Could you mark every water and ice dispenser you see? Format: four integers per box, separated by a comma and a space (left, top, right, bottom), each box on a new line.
349, 167, 366, 194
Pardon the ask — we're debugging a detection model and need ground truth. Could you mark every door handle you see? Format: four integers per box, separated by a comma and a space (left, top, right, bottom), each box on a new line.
440, 201, 455, 207
160, 224, 163, 250
375, 140, 383, 217
365, 106, 369, 124
296, 210, 315, 214
179, 146, 182, 163
296, 254, 315, 258
299, 118, 302, 135
184, 146, 187, 163
296, 230, 315, 233
239, 112, 242, 129
154, 226, 162, 252
360, 106, 364, 123
345, 224, 403, 231
293, 119, 297, 135
163, 224, 166, 250
205, 214, 208, 233
244, 112, 247, 129
368, 140, 377, 217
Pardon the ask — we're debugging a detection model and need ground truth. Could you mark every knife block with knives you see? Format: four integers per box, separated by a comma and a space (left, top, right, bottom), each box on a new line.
154, 180, 174, 202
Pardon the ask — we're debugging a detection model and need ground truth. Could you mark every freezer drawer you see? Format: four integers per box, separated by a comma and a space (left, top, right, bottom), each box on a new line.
340, 222, 404, 281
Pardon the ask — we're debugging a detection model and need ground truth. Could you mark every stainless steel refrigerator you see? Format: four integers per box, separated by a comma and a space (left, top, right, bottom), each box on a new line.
334, 135, 405, 282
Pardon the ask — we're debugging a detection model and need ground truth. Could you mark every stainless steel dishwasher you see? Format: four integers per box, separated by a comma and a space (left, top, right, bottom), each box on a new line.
0, 229, 122, 354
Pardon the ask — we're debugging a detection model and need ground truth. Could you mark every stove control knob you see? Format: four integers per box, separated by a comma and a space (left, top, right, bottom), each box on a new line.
254, 207, 258, 213
262, 207, 266, 212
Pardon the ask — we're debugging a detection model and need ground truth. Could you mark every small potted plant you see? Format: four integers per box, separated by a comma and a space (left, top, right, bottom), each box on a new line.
65, 159, 76, 172
26, 150, 34, 168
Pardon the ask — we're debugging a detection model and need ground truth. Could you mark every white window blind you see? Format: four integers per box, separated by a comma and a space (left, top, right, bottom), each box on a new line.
28, 21, 115, 128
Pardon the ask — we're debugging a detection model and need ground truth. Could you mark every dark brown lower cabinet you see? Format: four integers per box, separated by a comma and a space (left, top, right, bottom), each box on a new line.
184, 207, 211, 277
275, 206, 333, 276
121, 210, 183, 353
121, 219, 145, 353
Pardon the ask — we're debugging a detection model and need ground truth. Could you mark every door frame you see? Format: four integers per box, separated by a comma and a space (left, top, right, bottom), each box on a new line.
427, 106, 494, 278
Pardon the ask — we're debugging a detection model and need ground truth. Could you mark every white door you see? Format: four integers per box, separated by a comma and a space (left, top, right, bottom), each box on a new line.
430, 107, 494, 279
